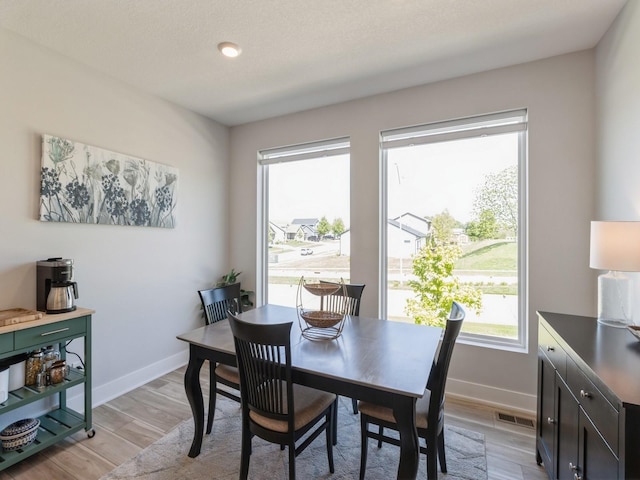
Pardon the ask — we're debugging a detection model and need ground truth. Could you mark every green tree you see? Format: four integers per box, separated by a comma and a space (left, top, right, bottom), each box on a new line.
317, 216, 331, 238
332, 217, 345, 236
431, 209, 459, 243
473, 165, 518, 235
465, 209, 499, 240
405, 238, 482, 328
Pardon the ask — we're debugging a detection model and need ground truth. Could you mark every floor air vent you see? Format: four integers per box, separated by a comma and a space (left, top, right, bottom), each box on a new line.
496, 412, 535, 429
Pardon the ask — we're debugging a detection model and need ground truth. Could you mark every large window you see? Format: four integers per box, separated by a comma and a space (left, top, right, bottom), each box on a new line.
381, 110, 527, 349
259, 138, 350, 307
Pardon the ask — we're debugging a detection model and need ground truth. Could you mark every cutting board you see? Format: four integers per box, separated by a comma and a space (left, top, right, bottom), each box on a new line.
0, 308, 43, 327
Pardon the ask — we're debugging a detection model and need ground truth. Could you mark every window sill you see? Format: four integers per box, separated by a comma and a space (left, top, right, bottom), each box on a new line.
457, 333, 528, 354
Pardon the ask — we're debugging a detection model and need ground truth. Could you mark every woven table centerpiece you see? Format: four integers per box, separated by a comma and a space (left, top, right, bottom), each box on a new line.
296, 277, 347, 340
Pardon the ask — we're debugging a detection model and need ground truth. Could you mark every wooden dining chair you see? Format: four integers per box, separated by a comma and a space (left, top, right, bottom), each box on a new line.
198, 283, 242, 434
228, 313, 337, 480
357, 301, 465, 480
321, 281, 366, 414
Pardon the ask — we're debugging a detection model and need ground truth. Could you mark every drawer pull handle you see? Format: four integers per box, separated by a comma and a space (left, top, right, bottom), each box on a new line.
547, 417, 555, 424
569, 462, 578, 471
580, 389, 592, 399
546, 345, 555, 351
40, 327, 70, 336
574, 474, 582, 480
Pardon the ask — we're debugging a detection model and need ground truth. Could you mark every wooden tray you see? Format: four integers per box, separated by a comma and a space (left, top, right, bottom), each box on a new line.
0, 308, 43, 327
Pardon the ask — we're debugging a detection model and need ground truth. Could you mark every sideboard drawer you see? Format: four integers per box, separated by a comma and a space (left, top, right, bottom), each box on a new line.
566, 357, 619, 453
0, 333, 13, 355
539, 323, 566, 377
14, 317, 87, 350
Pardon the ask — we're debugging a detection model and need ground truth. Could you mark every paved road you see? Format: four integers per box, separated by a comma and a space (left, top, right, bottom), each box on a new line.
266, 283, 518, 327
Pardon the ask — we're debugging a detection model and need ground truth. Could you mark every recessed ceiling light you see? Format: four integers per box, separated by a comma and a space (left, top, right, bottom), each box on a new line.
218, 42, 242, 58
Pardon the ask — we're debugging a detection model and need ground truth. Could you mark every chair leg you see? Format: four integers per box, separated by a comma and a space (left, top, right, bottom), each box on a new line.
288, 441, 296, 480
425, 431, 438, 480
437, 429, 447, 473
332, 398, 338, 446
239, 417, 251, 480
326, 406, 335, 473
352, 397, 358, 414
377, 425, 384, 448
207, 362, 216, 434
359, 414, 369, 480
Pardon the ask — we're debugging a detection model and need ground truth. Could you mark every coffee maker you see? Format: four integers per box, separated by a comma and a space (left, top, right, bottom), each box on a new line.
36, 258, 79, 313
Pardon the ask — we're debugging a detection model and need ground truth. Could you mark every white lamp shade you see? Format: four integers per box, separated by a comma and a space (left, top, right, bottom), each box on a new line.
590, 221, 640, 271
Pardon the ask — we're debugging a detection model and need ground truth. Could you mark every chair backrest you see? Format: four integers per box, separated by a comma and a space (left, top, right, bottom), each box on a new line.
320, 281, 366, 316
198, 283, 242, 325
427, 301, 465, 413
228, 313, 295, 428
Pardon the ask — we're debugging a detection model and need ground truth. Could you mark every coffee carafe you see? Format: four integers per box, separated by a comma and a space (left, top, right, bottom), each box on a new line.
46, 281, 78, 313
36, 258, 79, 313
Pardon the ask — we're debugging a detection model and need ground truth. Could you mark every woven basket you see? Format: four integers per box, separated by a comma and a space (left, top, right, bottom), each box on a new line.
0, 418, 39, 451
303, 283, 342, 297
300, 310, 344, 328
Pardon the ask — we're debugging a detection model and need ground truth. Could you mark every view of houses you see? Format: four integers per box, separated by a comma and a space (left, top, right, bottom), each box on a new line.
270, 212, 470, 258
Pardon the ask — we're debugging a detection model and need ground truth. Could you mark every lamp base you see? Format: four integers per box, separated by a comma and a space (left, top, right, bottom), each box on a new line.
597, 270, 632, 328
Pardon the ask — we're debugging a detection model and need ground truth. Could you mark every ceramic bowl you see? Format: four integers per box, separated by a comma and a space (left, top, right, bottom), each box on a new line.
0, 418, 39, 451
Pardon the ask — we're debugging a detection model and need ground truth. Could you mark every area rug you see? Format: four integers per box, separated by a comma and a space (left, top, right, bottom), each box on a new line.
101, 396, 487, 480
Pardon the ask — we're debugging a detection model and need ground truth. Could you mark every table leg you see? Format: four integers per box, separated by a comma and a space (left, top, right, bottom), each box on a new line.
184, 345, 205, 458
393, 396, 419, 480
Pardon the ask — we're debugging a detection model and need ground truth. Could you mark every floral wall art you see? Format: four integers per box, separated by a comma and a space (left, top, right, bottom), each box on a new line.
40, 135, 178, 228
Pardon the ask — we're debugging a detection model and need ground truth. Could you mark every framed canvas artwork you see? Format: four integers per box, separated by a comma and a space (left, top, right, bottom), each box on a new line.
39, 134, 178, 228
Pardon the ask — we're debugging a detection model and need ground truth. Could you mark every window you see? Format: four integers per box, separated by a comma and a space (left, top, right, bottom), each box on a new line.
259, 138, 350, 307
381, 110, 527, 350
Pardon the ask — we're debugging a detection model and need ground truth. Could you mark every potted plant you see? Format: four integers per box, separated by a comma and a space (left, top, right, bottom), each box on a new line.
216, 268, 254, 309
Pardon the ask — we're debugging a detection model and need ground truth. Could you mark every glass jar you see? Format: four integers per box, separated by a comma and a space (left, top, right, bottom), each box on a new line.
43, 345, 60, 370
49, 360, 67, 385
25, 350, 43, 386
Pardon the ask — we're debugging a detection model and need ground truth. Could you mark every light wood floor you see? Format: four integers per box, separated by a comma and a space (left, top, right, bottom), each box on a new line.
0, 365, 548, 480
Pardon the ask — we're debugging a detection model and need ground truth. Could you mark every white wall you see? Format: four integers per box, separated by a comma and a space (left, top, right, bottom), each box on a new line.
595, 2, 640, 319
229, 51, 597, 413
0, 28, 229, 405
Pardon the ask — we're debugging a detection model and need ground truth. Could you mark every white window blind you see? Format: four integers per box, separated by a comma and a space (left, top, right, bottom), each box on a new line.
381, 109, 527, 149
259, 137, 350, 165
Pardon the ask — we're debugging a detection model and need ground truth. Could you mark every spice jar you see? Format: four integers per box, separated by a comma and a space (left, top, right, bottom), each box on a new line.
49, 360, 67, 385
25, 350, 44, 386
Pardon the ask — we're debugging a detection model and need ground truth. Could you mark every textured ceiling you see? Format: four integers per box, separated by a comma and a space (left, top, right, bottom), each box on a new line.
0, 0, 627, 126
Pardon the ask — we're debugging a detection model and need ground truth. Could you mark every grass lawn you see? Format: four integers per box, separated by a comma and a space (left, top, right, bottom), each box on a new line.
462, 321, 518, 338
456, 240, 517, 273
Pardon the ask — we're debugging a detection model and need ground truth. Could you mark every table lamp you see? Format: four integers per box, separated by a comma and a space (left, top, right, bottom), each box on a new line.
589, 221, 640, 327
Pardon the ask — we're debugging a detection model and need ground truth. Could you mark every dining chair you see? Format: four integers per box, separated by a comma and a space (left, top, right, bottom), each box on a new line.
228, 312, 337, 480
321, 281, 366, 414
357, 301, 465, 480
198, 283, 242, 434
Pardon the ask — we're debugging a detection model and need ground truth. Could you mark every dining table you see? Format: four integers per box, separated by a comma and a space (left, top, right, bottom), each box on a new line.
177, 304, 442, 480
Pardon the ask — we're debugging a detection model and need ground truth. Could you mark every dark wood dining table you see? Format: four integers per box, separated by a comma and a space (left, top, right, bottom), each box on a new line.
177, 304, 442, 480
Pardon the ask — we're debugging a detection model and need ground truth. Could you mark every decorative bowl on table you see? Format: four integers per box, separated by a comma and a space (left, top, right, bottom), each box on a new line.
0, 418, 39, 451
296, 277, 347, 341
302, 282, 342, 297
299, 309, 344, 329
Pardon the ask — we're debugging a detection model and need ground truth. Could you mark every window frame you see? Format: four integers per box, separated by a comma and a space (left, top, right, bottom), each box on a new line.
258, 137, 351, 307
379, 110, 528, 351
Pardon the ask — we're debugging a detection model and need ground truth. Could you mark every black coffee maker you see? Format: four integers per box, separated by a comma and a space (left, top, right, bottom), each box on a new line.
36, 258, 79, 313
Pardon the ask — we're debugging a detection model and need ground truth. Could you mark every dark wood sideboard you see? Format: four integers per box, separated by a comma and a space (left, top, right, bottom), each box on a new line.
537, 311, 640, 480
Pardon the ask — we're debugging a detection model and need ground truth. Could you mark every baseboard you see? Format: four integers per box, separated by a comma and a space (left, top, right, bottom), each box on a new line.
67, 349, 189, 412
446, 377, 537, 417
64, 352, 536, 420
